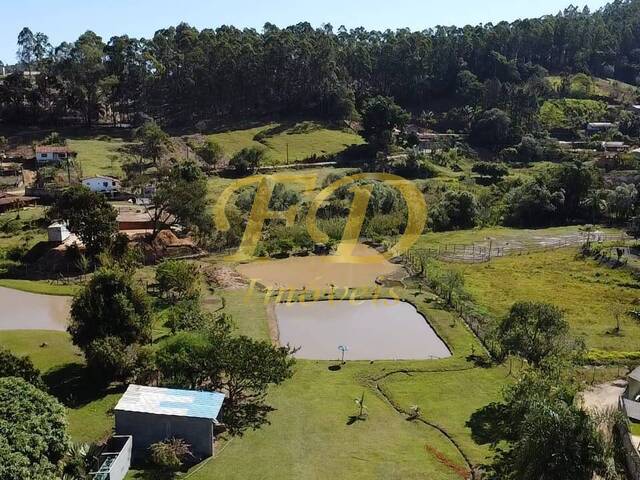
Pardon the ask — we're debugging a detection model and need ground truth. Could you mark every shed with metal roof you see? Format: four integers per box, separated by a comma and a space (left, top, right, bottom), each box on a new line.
114, 385, 225, 459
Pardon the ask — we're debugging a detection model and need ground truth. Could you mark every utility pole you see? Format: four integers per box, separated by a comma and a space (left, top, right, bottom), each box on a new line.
286, 143, 289, 164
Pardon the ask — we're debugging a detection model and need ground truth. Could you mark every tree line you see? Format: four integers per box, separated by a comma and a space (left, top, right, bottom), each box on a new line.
3, 1, 640, 126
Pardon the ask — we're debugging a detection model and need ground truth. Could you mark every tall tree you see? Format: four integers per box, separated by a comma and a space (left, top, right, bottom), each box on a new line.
48, 185, 118, 258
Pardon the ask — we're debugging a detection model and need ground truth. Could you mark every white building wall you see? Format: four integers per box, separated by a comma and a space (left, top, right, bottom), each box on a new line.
83, 177, 121, 194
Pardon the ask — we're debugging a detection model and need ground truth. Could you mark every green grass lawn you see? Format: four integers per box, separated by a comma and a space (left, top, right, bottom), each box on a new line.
208, 121, 364, 165
126, 291, 505, 479
450, 248, 640, 352
67, 138, 133, 178
0, 207, 47, 250
67, 393, 121, 443
0, 330, 80, 371
379, 366, 510, 465
0, 278, 79, 296
0, 264, 509, 480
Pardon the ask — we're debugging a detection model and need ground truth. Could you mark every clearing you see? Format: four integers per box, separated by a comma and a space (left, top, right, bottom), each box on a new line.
67, 137, 133, 178
207, 121, 364, 165
413, 225, 625, 262
450, 248, 640, 352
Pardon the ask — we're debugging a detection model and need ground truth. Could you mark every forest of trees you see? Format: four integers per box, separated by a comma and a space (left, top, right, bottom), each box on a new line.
3, 0, 640, 127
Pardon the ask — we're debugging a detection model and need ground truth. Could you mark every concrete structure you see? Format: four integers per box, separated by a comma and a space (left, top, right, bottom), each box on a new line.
601, 141, 629, 152
114, 385, 225, 460
91, 436, 132, 480
82, 176, 121, 195
47, 222, 70, 243
586, 122, 617, 134
35, 145, 77, 165
619, 368, 640, 479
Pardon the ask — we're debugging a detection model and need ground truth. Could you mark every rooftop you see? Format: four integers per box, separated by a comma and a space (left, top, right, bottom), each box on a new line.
114, 385, 225, 421
35, 145, 76, 154
83, 175, 120, 181
630, 366, 640, 383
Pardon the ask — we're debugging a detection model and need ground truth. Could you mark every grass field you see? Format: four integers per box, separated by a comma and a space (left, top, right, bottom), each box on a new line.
208, 121, 364, 165
0, 330, 79, 371
125, 288, 507, 479
379, 365, 509, 464
0, 278, 79, 296
449, 248, 640, 352
0, 278, 507, 479
67, 138, 133, 178
0, 207, 47, 250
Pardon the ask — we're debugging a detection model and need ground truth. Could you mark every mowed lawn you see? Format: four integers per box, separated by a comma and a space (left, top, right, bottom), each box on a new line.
208, 121, 364, 164
127, 294, 500, 479
0, 281, 505, 479
379, 366, 510, 465
0, 330, 79, 371
451, 248, 640, 352
67, 138, 133, 178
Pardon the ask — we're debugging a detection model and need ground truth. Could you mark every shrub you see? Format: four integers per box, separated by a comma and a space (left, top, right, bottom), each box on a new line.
85, 336, 131, 382
0, 348, 43, 388
0, 377, 69, 479
429, 190, 480, 231
149, 438, 193, 471
156, 260, 200, 302
229, 146, 266, 175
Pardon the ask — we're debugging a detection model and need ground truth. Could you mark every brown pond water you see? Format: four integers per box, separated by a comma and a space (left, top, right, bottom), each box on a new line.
236, 244, 404, 290
275, 300, 451, 360
0, 287, 70, 331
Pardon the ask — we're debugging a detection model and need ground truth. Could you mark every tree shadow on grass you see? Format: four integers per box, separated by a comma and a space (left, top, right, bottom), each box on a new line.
466, 403, 508, 446
346, 414, 368, 426
43, 362, 125, 408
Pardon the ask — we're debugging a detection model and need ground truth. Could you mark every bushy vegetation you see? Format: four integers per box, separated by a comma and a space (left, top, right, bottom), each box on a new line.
0, 377, 69, 479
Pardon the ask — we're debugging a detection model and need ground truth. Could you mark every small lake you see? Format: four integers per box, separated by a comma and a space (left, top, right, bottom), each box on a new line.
275, 300, 451, 360
0, 287, 70, 331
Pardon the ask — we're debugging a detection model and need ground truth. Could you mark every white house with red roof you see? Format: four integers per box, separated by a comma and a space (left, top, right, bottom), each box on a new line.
35, 145, 77, 165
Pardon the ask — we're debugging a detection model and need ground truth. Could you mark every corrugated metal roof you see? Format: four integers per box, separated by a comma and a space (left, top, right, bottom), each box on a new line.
623, 398, 640, 422
35, 145, 75, 154
630, 367, 640, 383
114, 385, 225, 421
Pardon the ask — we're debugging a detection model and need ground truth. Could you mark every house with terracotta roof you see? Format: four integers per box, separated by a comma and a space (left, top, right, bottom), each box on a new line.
34, 145, 77, 165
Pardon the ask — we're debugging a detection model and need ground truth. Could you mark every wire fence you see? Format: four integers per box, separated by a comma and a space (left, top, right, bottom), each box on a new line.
405, 233, 631, 265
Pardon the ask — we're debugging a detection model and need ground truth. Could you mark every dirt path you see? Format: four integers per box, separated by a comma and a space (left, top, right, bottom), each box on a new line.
579, 379, 626, 412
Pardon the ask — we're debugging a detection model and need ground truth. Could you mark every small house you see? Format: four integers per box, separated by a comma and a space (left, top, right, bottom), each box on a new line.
621, 366, 640, 423
47, 222, 70, 243
114, 385, 225, 460
35, 145, 77, 165
601, 141, 628, 153
82, 176, 121, 195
